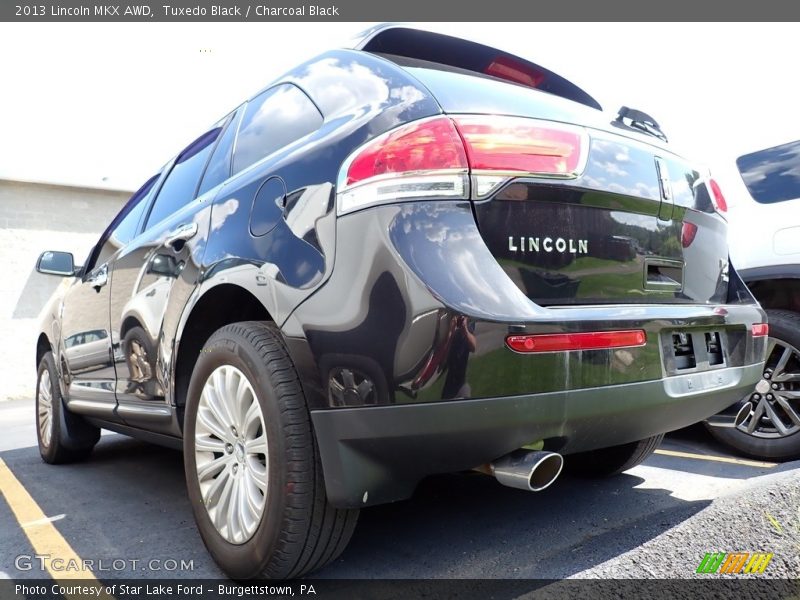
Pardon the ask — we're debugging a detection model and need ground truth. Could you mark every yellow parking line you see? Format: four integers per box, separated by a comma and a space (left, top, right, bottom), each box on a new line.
654, 448, 778, 468
0, 458, 111, 598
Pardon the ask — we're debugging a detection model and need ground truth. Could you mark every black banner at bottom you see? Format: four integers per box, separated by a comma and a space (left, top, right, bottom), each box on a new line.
2, 579, 799, 600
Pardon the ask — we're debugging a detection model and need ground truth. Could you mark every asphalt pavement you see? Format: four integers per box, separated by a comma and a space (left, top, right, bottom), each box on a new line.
0, 397, 796, 581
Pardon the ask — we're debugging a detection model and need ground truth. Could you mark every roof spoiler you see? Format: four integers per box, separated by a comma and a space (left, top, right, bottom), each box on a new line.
349, 24, 603, 112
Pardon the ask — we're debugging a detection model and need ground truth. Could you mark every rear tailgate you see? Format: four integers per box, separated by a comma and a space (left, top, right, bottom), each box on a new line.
408, 68, 729, 306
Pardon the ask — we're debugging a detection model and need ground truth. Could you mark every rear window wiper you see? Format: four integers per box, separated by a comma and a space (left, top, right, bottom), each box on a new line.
614, 106, 668, 143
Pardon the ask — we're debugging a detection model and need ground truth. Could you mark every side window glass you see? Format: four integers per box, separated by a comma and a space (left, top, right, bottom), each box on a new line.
86, 173, 159, 271
145, 127, 221, 229
198, 109, 242, 196
232, 84, 322, 175
109, 175, 158, 247
737, 140, 800, 204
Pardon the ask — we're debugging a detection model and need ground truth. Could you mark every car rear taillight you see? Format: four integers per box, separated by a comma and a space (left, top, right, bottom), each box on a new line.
453, 117, 584, 175
752, 323, 769, 337
345, 117, 468, 187
453, 116, 586, 197
337, 115, 587, 214
709, 178, 728, 214
338, 117, 469, 215
506, 329, 647, 353
681, 222, 698, 248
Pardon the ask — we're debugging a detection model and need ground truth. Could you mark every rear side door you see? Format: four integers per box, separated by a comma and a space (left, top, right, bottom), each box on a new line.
108, 114, 240, 433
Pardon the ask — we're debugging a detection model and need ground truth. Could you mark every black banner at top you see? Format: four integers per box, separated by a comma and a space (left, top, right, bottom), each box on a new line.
2, 0, 800, 22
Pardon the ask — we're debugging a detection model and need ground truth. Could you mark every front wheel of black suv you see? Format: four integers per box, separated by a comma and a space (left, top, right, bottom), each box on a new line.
36, 351, 100, 464
564, 434, 664, 477
705, 309, 800, 461
183, 321, 358, 580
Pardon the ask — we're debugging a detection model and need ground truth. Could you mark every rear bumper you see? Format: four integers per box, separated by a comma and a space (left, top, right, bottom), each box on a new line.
282, 201, 767, 508
313, 361, 762, 508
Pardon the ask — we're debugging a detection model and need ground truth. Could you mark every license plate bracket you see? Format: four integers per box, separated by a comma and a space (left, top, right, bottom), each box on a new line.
664, 329, 727, 375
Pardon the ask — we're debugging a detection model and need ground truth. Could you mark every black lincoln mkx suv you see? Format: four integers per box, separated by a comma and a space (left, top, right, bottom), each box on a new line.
34, 25, 766, 578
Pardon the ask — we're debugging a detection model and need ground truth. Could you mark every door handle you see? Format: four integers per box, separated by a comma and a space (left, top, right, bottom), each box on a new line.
165, 222, 198, 249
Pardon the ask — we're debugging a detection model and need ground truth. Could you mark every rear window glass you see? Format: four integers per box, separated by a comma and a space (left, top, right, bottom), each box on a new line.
737, 139, 800, 204
233, 84, 323, 175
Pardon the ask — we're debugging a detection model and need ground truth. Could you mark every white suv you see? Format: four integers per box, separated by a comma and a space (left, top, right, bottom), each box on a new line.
708, 138, 800, 460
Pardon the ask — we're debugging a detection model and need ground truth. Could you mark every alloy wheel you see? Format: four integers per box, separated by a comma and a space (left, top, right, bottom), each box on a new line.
195, 365, 268, 544
738, 337, 800, 439
37, 370, 53, 447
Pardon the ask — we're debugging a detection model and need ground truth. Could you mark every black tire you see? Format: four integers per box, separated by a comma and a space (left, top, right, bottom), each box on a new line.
183, 321, 358, 580
705, 309, 800, 461
36, 351, 100, 464
565, 434, 664, 477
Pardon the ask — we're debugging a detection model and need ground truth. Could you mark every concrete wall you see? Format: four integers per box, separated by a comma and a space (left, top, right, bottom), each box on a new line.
0, 179, 130, 400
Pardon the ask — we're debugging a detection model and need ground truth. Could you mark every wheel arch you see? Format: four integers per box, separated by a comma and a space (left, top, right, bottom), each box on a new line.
37, 330, 71, 399
742, 271, 800, 314
172, 283, 274, 419
36, 332, 52, 369
120, 315, 145, 339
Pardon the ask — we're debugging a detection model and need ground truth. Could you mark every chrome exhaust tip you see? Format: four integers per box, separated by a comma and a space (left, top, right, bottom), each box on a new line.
487, 449, 564, 492
706, 400, 754, 429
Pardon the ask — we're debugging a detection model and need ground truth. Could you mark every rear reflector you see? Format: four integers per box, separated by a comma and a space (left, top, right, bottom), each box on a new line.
752, 323, 769, 337
709, 178, 728, 213
506, 329, 647, 353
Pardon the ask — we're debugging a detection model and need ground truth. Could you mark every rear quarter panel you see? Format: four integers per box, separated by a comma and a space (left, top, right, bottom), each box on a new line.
199, 49, 442, 325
